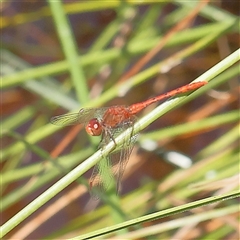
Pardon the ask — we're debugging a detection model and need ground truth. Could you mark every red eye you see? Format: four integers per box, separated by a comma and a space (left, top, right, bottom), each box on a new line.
85, 118, 102, 136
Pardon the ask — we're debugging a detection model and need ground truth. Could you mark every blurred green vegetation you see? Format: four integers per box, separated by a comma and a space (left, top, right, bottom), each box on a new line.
1, 1, 239, 239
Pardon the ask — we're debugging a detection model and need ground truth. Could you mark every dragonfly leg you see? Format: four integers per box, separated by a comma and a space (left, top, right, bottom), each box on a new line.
98, 127, 117, 152
107, 128, 117, 147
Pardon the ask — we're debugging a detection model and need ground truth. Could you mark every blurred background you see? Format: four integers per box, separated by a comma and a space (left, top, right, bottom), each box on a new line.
1, 1, 239, 239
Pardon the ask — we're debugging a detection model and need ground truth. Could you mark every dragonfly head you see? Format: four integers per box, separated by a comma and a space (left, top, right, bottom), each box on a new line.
85, 118, 102, 136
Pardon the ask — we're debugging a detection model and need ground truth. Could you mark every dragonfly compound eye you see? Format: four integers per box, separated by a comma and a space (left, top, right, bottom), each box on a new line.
85, 118, 102, 136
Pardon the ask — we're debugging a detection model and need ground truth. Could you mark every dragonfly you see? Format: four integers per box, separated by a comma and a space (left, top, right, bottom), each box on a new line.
51, 81, 207, 197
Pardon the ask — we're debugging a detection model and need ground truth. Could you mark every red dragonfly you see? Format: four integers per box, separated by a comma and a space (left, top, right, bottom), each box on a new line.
51, 81, 207, 197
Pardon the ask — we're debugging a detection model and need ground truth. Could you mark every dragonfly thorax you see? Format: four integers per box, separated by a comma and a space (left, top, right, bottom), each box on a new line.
85, 118, 102, 136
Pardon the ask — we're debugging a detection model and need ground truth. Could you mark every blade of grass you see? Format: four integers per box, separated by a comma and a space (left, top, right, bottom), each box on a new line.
48, 0, 89, 103
2, 50, 79, 110
107, 205, 239, 239
197, 123, 240, 157
1, 48, 120, 89
141, 110, 239, 140
0, 147, 92, 210
2, 105, 36, 130
176, 0, 238, 23
72, 192, 240, 240
1, 147, 93, 185
158, 146, 238, 194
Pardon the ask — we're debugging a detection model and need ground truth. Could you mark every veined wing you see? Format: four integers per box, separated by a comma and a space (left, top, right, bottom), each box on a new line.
89, 116, 138, 198
50, 107, 108, 126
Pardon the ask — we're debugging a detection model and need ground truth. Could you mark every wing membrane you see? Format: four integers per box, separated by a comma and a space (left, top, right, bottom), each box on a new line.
89, 116, 138, 198
50, 107, 108, 126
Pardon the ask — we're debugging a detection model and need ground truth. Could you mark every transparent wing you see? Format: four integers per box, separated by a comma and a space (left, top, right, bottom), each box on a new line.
50, 107, 108, 126
111, 132, 138, 193
50, 112, 84, 126
89, 116, 138, 199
